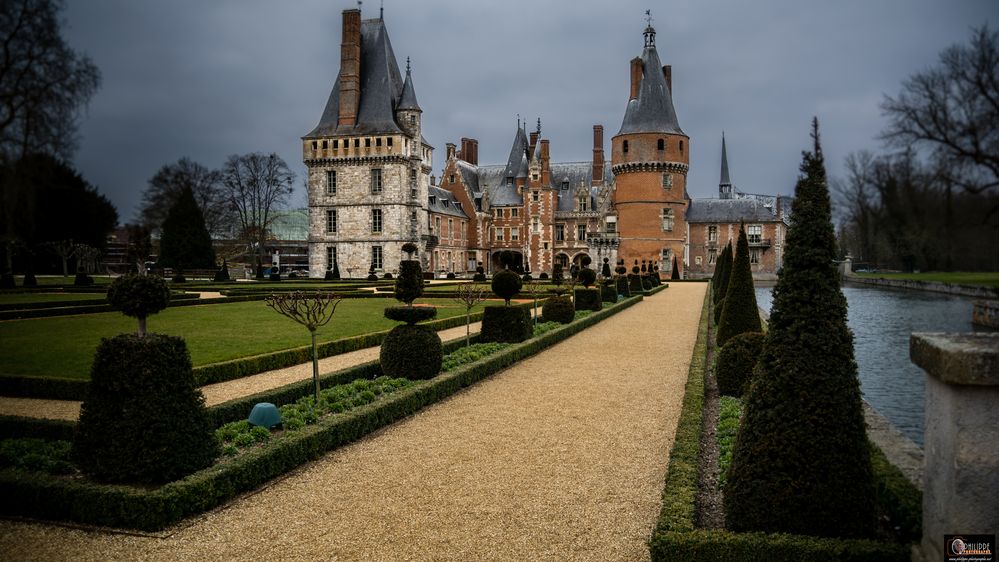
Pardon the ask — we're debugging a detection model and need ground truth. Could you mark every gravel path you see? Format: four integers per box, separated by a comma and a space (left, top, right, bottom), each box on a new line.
0, 283, 706, 561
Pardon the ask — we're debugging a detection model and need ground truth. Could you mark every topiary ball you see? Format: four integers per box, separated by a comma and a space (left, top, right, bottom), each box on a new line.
476, 264, 485, 274
401, 242, 418, 258
383, 272, 393, 280
447, 272, 456, 279
384, 305, 437, 325
380, 324, 442, 379
581, 255, 592, 267
539, 272, 549, 280
541, 295, 574, 324
73, 334, 218, 483
578, 268, 596, 287
473, 273, 487, 282
716, 331, 766, 397
107, 274, 171, 320
491, 269, 522, 305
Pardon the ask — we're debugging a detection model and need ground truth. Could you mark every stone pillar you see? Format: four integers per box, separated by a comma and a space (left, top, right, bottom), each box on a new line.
910, 333, 999, 562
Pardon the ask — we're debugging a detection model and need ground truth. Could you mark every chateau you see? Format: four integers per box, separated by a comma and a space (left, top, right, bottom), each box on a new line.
304, 8, 789, 279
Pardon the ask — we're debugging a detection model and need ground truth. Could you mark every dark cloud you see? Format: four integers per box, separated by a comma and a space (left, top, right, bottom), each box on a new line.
63, 0, 995, 222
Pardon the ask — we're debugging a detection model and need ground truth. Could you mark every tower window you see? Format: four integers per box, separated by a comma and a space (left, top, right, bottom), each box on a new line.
623, 140, 629, 153
322, 140, 328, 149
387, 137, 393, 147
371, 208, 383, 233
410, 115, 416, 125
657, 138, 665, 151
365, 138, 371, 147
679, 140, 684, 153
372, 246, 383, 270
371, 169, 383, 193
311, 141, 317, 150
333, 140, 339, 149
354, 138, 360, 148
662, 208, 674, 232
376, 137, 382, 147
449, 173, 455, 184
326, 246, 337, 270
662, 173, 673, 189
326, 170, 337, 195
325, 209, 337, 233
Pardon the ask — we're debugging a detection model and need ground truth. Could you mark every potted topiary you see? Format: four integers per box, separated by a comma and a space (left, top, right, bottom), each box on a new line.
615, 260, 631, 298
480, 250, 532, 342
542, 262, 574, 324
380, 243, 442, 379
601, 257, 612, 278
473, 262, 487, 282
573, 255, 601, 311
628, 260, 643, 294
74, 274, 217, 483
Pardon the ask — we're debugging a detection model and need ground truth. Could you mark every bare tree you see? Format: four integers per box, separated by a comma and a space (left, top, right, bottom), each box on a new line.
452, 283, 486, 346
220, 153, 295, 277
265, 292, 341, 402
140, 158, 230, 237
880, 25, 999, 204
44, 238, 75, 276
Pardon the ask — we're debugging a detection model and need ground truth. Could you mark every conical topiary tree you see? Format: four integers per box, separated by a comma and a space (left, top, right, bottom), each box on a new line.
714, 242, 733, 306
158, 186, 215, 277
724, 119, 876, 539
716, 225, 762, 347
671, 256, 680, 280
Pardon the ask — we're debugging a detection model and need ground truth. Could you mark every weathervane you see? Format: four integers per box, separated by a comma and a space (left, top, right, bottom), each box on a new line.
643, 9, 656, 46
357, 1, 362, 11
645, 9, 653, 27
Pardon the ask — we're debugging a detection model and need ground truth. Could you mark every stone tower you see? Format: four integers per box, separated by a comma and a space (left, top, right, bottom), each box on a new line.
611, 18, 690, 276
302, 8, 433, 278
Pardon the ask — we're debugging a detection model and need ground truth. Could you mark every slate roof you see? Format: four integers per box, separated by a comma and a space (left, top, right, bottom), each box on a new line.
428, 186, 468, 218
617, 29, 684, 136
397, 62, 420, 111
686, 197, 781, 223
551, 162, 608, 212
480, 165, 522, 206
306, 18, 407, 138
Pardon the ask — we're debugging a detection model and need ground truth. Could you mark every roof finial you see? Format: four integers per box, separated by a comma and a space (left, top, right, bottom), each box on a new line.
357, 0, 362, 11
643, 9, 656, 47
516, 114, 520, 129
536, 117, 541, 134
380, 0, 383, 19
406, 56, 411, 74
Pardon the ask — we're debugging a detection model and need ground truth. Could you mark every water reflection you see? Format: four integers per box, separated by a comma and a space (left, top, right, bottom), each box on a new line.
754, 284, 975, 447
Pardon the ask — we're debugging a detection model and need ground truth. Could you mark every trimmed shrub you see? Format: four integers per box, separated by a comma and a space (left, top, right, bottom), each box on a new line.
73, 334, 218, 483
446, 272, 456, 279
671, 257, 680, 280
551, 263, 564, 285
573, 288, 601, 311
628, 274, 643, 294
472, 273, 487, 282
642, 278, 652, 291
213, 261, 231, 282
601, 282, 617, 303
22, 272, 37, 287
383, 273, 394, 280
714, 296, 725, 325
616, 276, 631, 298
479, 305, 532, 343
716, 332, 765, 397
541, 295, 574, 324
74, 269, 93, 286
107, 274, 170, 320
379, 324, 442, 379
0, 273, 14, 288
578, 267, 596, 287
521, 273, 532, 282
491, 270, 522, 305
539, 272, 549, 280
395, 260, 423, 304
716, 226, 763, 347
384, 306, 437, 324
601, 257, 612, 277
269, 272, 281, 282
324, 270, 335, 281
714, 243, 733, 306
725, 120, 876, 539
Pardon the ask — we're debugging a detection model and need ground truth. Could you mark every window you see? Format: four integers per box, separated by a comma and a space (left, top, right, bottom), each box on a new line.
511, 227, 519, 241
365, 138, 371, 147
326, 170, 337, 195
409, 114, 416, 125
312, 141, 317, 150
459, 221, 465, 240
371, 208, 382, 233
532, 191, 539, 202
325, 209, 337, 233
748, 224, 763, 244
561, 180, 569, 190
434, 216, 441, 234
662, 208, 674, 232
532, 217, 539, 233
511, 208, 519, 218
447, 218, 453, 239
708, 225, 718, 243
532, 173, 538, 181
555, 224, 565, 242
606, 217, 617, 233
662, 248, 671, 263
372, 246, 383, 270
410, 169, 418, 187
354, 138, 360, 148
494, 227, 504, 241
371, 169, 383, 193
449, 173, 455, 184
333, 140, 339, 149
376, 137, 382, 147
657, 138, 665, 151
387, 137, 393, 147
695, 256, 702, 265
326, 246, 336, 270
322, 140, 328, 149
679, 140, 684, 153
578, 196, 588, 211
623, 140, 629, 153
708, 249, 717, 264
750, 248, 761, 264
577, 224, 587, 241
494, 208, 502, 219
662, 173, 672, 189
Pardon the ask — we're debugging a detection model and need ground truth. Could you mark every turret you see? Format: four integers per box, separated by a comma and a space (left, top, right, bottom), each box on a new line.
396, 57, 422, 140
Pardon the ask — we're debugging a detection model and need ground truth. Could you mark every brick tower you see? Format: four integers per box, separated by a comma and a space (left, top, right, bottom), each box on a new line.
611, 17, 690, 276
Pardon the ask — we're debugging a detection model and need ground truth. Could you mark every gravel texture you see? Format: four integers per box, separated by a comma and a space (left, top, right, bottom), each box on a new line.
0, 284, 706, 561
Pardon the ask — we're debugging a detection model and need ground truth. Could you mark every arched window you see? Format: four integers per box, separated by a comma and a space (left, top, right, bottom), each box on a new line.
657, 138, 665, 151
623, 140, 629, 153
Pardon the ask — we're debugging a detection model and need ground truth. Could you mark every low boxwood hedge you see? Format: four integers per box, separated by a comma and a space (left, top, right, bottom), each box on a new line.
0, 294, 644, 531
648, 290, 915, 561
0, 415, 75, 441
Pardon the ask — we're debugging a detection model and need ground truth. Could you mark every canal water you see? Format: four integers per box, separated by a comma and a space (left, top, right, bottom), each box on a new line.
754, 284, 976, 447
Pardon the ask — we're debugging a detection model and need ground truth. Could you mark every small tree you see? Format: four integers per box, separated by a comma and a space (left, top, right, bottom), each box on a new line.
107, 274, 171, 336
453, 283, 486, 346
671, 256, 680, 280
158, 186, 215, 277
716, 225, 763, 347
725, 119, 876, 538
265, 292, 341, 402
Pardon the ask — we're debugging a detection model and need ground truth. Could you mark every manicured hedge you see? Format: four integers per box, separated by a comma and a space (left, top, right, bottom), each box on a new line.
0, 415, 75, 441
0, 294, 644, 531
648, 291, 915, 561
0, 376, 88, 401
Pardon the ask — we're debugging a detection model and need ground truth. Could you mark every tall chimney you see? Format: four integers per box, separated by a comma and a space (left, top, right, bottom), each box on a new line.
630, 57, 643, 100
662, 65, 672, 94
460, 137, 470, 162
540, 139, 551, 185
529, 131, 539, 161
338, 9, 361, 128
592, 125, 604, 185
470, 139, 478, 166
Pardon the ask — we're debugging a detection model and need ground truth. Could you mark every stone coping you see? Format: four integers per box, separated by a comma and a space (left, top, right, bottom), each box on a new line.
910, 332, 999, 386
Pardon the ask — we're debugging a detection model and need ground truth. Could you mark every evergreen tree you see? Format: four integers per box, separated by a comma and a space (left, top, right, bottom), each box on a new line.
714, 242, 733, 306
158, 186, 215, 272
724, 119, 876, 538
670, 256, 680, 279
716, 225, 762, 346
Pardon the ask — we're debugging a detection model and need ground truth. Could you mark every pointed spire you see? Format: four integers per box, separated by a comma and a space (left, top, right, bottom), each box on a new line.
617, 13, 683, 136
397, 57, 421, 111
720, 132, 733, 199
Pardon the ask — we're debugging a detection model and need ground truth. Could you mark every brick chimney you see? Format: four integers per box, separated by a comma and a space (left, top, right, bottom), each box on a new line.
529, 131, 539, 161
540, 139, 551, 185
591, 125, 604, 185
338, 9, 361, 128
662, 65, 672, 94
470, 139, 478, 165
460, 138, 470, 161
630, 57, 643, 100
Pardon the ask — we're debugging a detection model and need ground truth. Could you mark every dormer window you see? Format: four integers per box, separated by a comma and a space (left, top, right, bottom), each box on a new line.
507, 178, 513, 186
578, 196, 588, 212
449, 174, 455, 184
429, 195, 437, 205
561, 181, 569, 190
443, 200, 450, 208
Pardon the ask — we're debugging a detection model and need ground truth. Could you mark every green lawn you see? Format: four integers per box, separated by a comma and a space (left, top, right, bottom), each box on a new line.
0, 293, 108, 306
853, 271, 999, 288
1, 298, 484, 380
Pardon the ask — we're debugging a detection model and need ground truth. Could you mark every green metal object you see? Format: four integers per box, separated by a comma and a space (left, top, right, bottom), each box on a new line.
248, 402, 282, 428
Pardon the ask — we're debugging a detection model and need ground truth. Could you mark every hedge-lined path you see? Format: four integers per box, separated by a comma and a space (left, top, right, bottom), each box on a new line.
0, 283, 705, 561
0, 310, 538, 421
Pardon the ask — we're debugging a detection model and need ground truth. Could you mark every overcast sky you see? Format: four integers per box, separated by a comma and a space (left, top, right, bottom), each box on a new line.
63, 0, 995, 223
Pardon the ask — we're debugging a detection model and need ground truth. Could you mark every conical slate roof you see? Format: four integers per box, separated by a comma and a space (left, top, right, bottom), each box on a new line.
616, 27, 684, 136
397, 58, 420, 111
